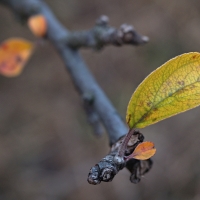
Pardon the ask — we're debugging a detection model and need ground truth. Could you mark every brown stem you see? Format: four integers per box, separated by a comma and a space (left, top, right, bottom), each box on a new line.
117, 128, 135, 157
124, 152, 134, 161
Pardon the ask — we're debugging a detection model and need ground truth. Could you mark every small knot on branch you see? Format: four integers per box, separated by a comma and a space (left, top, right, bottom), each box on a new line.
96, 15, 109, 26
117, 24, 149, 45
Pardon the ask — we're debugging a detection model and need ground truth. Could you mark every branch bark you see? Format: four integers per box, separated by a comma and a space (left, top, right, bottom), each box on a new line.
0, 0, 152, 185
66, 15, 149, 50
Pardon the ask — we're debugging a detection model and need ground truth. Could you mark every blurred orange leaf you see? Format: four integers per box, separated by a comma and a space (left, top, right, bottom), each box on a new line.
129, 141, 156, 160
28, 14, 47, 37
0, 38, 34, 77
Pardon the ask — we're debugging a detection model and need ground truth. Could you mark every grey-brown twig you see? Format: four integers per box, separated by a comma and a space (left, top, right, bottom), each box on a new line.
0, 0, 152, 185
66, 15, 149, 50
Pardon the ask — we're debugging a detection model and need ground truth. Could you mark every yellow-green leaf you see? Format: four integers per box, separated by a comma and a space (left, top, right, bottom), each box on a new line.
126, 52, 200, 128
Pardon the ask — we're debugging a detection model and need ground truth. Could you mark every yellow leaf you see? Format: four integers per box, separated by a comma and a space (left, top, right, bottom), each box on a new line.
28, 14, 47, 37
126, 52, 200, 128
0, 38, 34, 77
129, 141, 156, 160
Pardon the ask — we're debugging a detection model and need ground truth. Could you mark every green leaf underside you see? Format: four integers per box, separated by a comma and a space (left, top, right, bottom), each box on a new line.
126, 52, 200, 129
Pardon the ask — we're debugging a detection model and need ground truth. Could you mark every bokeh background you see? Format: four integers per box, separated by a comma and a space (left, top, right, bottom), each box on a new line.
0, 0, 200, 199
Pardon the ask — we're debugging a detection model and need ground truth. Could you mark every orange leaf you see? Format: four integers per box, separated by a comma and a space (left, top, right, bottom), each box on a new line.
129, 141, 156, 160
0, 38, 34, 77
28, 14, 47, 37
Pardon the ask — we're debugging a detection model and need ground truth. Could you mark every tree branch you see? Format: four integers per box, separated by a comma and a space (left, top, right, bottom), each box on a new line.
65, 15, 149, 50
0, 0, 152, 185
1, 0, 129, 144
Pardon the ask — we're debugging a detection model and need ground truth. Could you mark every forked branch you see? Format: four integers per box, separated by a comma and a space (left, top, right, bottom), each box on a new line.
0, 0, 152, 184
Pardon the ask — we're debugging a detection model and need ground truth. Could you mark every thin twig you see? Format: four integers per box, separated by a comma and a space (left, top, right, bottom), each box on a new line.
66, 15, 149, 50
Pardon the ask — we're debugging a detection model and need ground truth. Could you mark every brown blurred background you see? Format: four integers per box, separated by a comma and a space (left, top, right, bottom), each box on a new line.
1, 0, 200, 199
